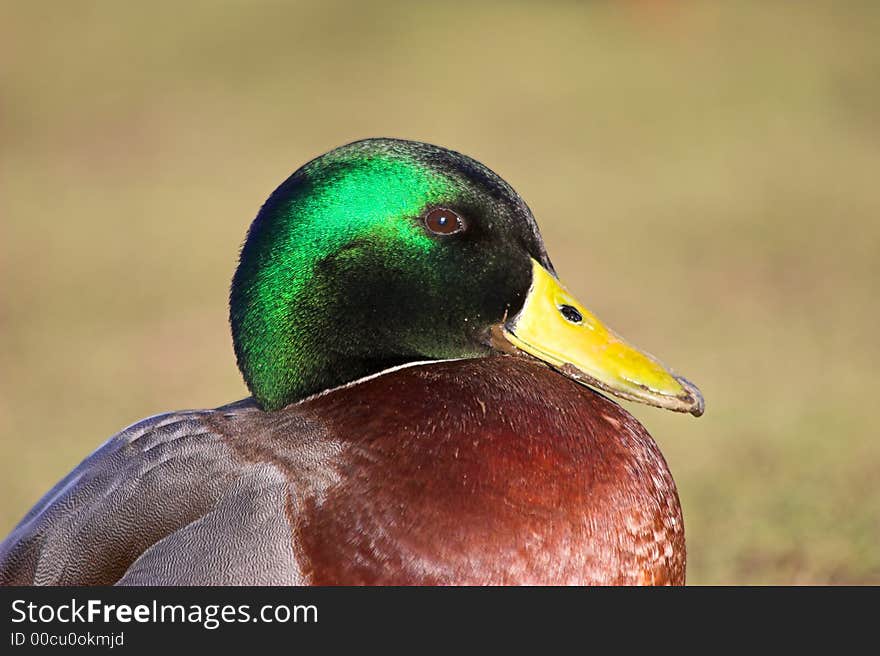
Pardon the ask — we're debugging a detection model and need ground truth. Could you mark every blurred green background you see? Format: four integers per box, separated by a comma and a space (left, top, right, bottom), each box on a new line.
2, 1, 878, 584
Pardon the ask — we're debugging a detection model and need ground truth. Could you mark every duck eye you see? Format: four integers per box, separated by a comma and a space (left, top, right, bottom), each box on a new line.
424, 207, 464, 236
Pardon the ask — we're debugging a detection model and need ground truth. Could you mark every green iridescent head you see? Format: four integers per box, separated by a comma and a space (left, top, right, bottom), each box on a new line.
231, 138, 705, 416
230, 138, 551, 410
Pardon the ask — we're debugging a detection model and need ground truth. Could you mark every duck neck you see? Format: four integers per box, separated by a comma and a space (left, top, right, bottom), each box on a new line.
231, 255, 416, 410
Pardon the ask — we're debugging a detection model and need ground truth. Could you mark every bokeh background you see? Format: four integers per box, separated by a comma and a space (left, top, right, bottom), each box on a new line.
2, 1, 878, 584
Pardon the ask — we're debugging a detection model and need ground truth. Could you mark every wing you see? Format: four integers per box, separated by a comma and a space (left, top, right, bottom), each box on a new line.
0, 406, 305, 585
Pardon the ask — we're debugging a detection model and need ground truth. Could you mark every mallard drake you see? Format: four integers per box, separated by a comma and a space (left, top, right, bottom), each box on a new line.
0, 138, 703, 586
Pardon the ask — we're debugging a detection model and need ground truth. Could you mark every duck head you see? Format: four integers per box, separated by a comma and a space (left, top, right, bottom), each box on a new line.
230, 138, 704, 416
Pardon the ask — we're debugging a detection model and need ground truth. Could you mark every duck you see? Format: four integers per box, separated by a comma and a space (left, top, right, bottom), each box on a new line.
0, 138, 703, 586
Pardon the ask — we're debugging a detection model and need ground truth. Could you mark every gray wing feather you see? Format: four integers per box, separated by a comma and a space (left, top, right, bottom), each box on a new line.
117, 463, 303, 585
0, 409, 304, 585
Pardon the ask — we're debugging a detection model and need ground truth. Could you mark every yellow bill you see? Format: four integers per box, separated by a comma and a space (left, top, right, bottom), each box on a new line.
499, 259, 704, 417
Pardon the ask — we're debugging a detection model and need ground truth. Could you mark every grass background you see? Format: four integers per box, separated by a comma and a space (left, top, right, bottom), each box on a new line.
2, 1, 878, 584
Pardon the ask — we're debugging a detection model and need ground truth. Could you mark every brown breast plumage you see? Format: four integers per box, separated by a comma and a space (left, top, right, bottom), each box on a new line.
211, 354, 686, 585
